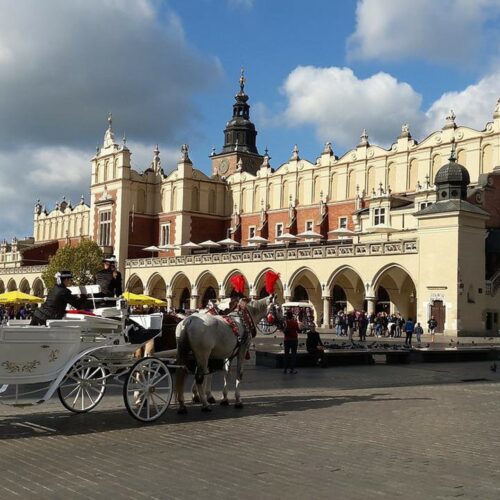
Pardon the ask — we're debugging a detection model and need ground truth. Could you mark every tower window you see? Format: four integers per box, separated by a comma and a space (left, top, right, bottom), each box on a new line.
160, 223, 170, 246
98, 210, 112, 246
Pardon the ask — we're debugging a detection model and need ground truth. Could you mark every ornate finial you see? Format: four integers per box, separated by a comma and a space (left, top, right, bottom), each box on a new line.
210, 146, 216, 156
359, 129, 369, 146
55, 201, 60, 211
80, 194, 85, 205
154, 144, 160, 157
444, 109, 457, 129
264, 146, 269, 157
96, 144, 100, 154
107, 112, 112, 128
239, 67, 246, 94
494, 97, 500, 119
371, 187, 376, 196
103, 113, 116, 147
399, 123, 411, 139
323, 141, 333, 155
356, 185, 360, 196
180, 144, 190, 162
34, 199, 42, 215
416, 180, 422, 191
425, 174, 431, 189
291, 144, 300, 160
378, 182, 384, 196
122, 133, 127, 147
234, 139, 240, 152
387, 185, 392, 194
448, 141, 457, 162
236, 157, 243, 171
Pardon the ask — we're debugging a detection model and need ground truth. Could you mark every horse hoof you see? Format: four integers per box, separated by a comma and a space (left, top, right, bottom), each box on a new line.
201, 406, 212, 413
177, 406, 188, 415
234, 402, 244, 409
220, 399, 229, 406
191, 395, 201, 403
207, 396, 216, 404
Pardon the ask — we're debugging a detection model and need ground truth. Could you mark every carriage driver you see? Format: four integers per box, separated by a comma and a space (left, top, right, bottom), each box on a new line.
30, 271, 88, 326
95, 255, 123, 297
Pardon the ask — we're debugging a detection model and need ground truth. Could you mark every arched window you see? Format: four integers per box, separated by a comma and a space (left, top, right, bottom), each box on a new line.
330, 173, 337, 200
408, 159, 418, 191
482, 144, 493, 174
282, 180, 289, 208
191, 187, 199, 211
208, 190, 216, 214
137, 189, 146, 213
366, 166, 375, 194
297, 179, 304, 205
348, 170, 356, 199
387, 163, 396, 192
431, 154, 441, 184
313, 176, 321, 203
457, 148, 466, 167
171, 187, 177, 211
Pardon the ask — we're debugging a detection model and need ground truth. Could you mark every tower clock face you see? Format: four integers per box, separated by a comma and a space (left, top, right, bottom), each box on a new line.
218, 159, 229, 175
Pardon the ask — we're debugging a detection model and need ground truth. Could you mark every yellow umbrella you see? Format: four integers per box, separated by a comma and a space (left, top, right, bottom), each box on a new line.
122, 292, 167, 307
0, 290, 44, 304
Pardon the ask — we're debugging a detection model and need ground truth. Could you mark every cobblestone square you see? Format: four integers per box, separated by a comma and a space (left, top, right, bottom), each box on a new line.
1, 361, 500, 499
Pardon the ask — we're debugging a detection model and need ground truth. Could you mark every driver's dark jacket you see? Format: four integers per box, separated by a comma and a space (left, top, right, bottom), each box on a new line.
95, 269, 123, 297
32, 284, 86, 323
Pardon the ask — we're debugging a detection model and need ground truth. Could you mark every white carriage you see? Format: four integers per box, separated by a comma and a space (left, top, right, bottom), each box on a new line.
0, 285, 176, 423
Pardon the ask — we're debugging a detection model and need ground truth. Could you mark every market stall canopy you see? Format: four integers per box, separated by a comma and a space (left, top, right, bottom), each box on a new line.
218, 238, 241, 246
276, 233, 300, 243
0, 291, 44, 304
366, 224, 398, 234
180, 241, 202, 249
296, 230, 324, 240
247, 236, 269, 245
122, 292, 167, 307
199, 240, 221, 248
327, 228, 356, 237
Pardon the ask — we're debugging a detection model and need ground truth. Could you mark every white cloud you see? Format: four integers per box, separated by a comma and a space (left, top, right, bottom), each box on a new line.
424, 70, 500, 132
277, 65, 500, 154
281, 66, 424, 150
0, 0, 222, 241
347, 0, 500, 63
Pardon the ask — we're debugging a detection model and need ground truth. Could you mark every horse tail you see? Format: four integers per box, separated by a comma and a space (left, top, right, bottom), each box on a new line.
176, 317, 192, 364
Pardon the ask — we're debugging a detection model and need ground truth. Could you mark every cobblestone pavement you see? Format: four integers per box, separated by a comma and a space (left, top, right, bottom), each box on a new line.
1, 361, 500, 499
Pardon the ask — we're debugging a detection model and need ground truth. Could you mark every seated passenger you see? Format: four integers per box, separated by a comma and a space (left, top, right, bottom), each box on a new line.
95, 255, 123, 297
30, 271, 87, 326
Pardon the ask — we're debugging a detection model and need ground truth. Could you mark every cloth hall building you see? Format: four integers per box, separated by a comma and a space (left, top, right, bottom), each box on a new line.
1, 76, 500, 336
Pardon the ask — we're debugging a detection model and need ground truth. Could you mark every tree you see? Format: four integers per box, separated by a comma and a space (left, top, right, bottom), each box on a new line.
42, 239, 104, 288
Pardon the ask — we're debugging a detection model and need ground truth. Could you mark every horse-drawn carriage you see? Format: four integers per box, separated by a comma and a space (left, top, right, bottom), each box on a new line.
0, 286, 275, 421
257, 300, 316, 334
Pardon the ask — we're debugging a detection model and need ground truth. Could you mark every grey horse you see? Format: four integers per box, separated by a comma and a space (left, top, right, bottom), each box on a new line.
175, 295, 274, 413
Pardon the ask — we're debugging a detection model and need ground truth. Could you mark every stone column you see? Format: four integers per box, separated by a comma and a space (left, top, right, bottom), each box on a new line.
166, 295, 173, 311
322, 296, 331, 328
189, 295, 198, 311
366, 297, 376, 315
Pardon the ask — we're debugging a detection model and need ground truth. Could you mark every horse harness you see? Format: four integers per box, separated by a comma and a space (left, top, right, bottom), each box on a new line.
221, 309, 256, 362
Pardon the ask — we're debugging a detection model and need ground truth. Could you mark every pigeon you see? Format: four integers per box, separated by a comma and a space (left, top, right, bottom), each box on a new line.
456, 341, 460, 346
491, 362, 497, 372
471, 341, 475, 345
450, 339, 455, 343
425, 344, 430, 348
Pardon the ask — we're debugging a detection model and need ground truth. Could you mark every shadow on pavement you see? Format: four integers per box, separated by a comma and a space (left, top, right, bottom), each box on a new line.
0, 392, 432, 441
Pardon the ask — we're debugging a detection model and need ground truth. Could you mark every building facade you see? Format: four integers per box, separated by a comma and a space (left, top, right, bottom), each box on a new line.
1, 76, 500, 335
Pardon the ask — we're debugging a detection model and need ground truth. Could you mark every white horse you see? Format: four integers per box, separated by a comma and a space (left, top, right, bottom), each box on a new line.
175, 295, 275, 413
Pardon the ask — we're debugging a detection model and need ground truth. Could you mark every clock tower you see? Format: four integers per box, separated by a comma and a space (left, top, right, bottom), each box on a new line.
211, 69, 263, 177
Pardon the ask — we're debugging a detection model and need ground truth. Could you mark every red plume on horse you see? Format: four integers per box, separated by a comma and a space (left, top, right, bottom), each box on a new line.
265, 270, 280, 295
230, 274, 246, 295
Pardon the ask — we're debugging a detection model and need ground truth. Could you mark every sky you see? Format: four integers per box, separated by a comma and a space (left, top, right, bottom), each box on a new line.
1, 0, 500, 241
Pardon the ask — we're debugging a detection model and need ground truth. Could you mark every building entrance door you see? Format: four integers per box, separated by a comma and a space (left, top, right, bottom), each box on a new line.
430, 300, 446, 333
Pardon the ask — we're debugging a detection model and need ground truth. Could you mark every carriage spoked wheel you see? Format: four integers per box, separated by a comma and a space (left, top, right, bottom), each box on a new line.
58, 355, 107, 413
124, 357, 173, 423
257, 318, 278, 335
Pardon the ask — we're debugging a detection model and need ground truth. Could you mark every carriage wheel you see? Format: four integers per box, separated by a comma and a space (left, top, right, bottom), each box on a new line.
124, 357, 172, 423
58, 355, 107, 413
257, 318, 278, 335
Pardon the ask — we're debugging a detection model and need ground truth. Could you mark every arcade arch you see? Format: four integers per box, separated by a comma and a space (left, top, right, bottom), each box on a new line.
195, 271, 219, 307
0, 279, 4, 294
147, 273, 167, 300
327, 266, 365, 313
223, 270, 250, 298
126, 274, 144, 294
288, 267, 321, 321
372, 264, 417, 319
7, 279, 17, 291
19, 278, 30, 294
32, 278, 45, 298
170, 272, 191, 310
253, 268, 284, 302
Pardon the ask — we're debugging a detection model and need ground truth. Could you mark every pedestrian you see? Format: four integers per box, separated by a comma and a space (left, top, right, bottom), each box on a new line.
306, 326, 326, 367
358, 312, 368, 341
404, 317, 415, 347
282, 310, 299, 374
415, 322, 424, 347
347, 311, 355, 342
428, 316, 438, 343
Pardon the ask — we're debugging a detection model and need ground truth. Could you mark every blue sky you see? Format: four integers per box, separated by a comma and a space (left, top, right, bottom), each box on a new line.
1, 0, 500, 240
